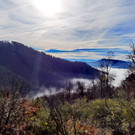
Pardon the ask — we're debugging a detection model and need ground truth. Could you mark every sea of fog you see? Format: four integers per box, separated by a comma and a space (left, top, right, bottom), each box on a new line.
32, 68, 129, 98
72, 68, 129, 87
110, 68, 129, 87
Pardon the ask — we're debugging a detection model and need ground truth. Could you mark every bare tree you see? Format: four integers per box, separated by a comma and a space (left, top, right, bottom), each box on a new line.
127, 42, 135, 73
64, 82, 73, 102
125, 42, 135, 99
99, 51, 115, 98
76, 82, 85, 98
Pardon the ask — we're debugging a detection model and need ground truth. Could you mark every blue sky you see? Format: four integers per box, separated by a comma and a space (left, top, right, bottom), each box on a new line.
0, 0, 135, 61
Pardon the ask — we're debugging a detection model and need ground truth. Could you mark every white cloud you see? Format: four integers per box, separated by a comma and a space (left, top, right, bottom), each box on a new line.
0, 0, 135, 52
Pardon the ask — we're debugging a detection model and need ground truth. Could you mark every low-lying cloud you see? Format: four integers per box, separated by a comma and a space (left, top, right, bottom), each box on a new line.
31, 68, 128, 99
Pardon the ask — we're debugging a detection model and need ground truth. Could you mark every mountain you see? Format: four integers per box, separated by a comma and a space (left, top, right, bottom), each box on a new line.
45, 48, 129, 54
0, 65, 34, 95
0, 41, 99, 91
88, 59, 131, 69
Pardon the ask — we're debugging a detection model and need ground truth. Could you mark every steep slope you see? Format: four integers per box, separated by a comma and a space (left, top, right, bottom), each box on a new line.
0, 41, 99, 88
0, 65, 33, 95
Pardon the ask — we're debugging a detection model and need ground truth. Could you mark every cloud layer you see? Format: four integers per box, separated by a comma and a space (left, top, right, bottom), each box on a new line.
43, 48, 129, 62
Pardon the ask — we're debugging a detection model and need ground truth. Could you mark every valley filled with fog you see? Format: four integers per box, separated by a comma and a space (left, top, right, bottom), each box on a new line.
110, 68, 129, 87
33, 67, 129, 99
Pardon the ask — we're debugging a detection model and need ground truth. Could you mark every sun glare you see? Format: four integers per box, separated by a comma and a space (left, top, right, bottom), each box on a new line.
33, 0, 63, 17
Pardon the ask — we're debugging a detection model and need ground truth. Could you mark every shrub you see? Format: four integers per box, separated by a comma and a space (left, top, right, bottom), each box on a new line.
89, 98, 135, 134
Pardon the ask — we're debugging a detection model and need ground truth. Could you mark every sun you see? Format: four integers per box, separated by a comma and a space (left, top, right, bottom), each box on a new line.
32, 0, 63, 17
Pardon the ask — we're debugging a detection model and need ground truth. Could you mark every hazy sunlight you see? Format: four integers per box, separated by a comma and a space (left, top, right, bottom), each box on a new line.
32, 0, 63, 17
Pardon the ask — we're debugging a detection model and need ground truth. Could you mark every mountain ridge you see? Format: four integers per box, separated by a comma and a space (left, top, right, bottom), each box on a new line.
45, 48, 129, 54
88, 58, 131, 69
0, 41, 100, 91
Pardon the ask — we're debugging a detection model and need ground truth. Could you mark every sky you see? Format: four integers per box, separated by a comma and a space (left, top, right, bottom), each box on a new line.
0, 0, 135, 61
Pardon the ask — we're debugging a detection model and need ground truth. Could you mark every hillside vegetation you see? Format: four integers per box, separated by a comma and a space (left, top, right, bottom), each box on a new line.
0, 41, 135, 135
0, 41, 99, 90
0, 90, 134, 135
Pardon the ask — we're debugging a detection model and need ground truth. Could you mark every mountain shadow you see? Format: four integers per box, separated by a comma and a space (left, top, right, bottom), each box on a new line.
0, 41, 100, 92
0, 65, 34, 95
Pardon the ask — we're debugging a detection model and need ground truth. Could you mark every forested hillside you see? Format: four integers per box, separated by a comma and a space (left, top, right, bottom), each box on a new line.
0, 41, 135, 135
0, 41, 99, 90
0, 65, 33, 95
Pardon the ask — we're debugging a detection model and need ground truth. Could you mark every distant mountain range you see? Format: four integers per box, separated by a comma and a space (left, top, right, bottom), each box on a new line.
45, 49, 131, 69
45, 48, 131, 69
0, 41, 100, 94
88, 59, 132, 69
45, 48, 129, 54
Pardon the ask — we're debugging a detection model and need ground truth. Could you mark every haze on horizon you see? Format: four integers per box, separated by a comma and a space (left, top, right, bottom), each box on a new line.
0, 0, 135, 60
